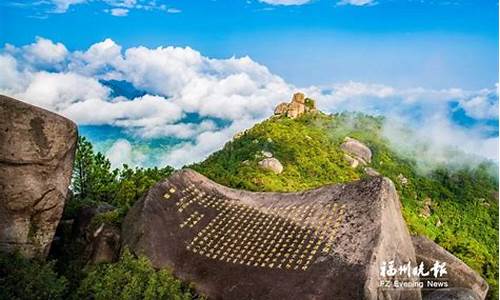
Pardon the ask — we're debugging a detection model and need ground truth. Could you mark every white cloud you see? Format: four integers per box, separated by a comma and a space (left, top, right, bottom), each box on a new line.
50, 0, 87, 13
259, 0, 311, 5
458, 87, 499, 120
69, 38, 123, 76
167, 8, 182, 14
22, 37, 68, 65
305, 82, 499, 166
44, 0, 172, 15
104, 0, 137, 8
382, 117, 499, 173
0, 54, 26, 92
60, 94, 184, 128
162, 118, 257, 167
108, 8, 129, 16
0, 37, 497, 169
105, 139, 146, 168
11, 72, 109, 111
337, 0, 376, 6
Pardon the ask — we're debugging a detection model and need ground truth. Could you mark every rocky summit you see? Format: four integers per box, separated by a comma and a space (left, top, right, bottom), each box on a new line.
123, 169, 421, 300
0, 95, 77, 258
274, 92, 317, 119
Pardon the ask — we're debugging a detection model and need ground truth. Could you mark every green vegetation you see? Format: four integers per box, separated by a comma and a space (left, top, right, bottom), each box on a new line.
0, 252, 68, 300
57, 137, 187, 299
304, 97, 316, 110
192, 114, 361, 191
0, 250, 199, 300
192, 112, 499, 299
77, 249, 198, 300
66, 136, 174, 222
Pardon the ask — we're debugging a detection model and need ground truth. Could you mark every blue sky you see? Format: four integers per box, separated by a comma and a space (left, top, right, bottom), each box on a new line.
1, 0, 498, 88
0, 0, 498, 168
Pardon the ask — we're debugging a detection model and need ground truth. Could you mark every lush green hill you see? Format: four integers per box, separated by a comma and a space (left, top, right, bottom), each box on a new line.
191, 112, 499, 299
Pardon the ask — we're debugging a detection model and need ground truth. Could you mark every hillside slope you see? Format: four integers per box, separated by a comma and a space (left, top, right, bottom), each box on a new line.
191, 112, 499, 299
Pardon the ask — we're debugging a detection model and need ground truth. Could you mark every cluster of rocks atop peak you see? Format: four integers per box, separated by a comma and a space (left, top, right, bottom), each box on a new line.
274, 92, 317, 119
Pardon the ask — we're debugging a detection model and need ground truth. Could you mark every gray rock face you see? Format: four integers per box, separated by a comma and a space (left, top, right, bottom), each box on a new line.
0, 95, 77, 257
87, 223, 121, 264
340, 137, 372, 165
258, 157, 283, 174
123, 169, 421, 300
412, 236, 488, 300
72, 204, 121, 264
73, 203, 116, 238
423, 288, 481, 300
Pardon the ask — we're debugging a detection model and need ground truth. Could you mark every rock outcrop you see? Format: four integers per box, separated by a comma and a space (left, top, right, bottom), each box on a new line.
412, 235, 488, 300
398, 173, 409, 186
274, 92, 317, 119
420, 198, 433, 219
87, 223, 121, 264
0, 95, 77, 258
340, 137, 372, 166
123, 169, 421, 300
73, 204, 121, 264
423, 288, 481, 300
258, 157, 283, 174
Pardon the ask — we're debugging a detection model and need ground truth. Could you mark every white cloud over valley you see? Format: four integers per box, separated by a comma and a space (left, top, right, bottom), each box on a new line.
0, 37, 497, 169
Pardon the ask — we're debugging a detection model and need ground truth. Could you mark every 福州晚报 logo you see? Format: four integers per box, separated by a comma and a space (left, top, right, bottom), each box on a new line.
379, 260, 449, 290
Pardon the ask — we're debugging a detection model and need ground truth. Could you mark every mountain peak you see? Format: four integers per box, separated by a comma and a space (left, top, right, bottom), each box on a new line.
274, 92, 317, 119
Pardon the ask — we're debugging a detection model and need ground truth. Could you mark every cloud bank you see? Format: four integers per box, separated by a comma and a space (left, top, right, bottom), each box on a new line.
0, 37, 497, 169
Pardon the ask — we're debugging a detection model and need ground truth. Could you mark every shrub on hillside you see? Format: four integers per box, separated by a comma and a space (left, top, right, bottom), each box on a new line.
76, 249, 197, 300
0, 252, 68, 300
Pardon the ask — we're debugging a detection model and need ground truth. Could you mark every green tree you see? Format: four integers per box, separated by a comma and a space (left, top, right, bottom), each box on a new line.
0, 252, 68, 300
72, 136, 95, 201
112, 165, 174, 211
72, 136, 118, 203
76, 249, 195, 300
65, 136, 175, 223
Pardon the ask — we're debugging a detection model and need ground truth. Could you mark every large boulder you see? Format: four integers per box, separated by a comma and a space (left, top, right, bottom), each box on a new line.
258, 157, 283, 174
340, 137, 372, 165
87, 223, 121, 264
412, 236, 488, 300
123, 169, 421, 300
72, 203, 116, 237
0, 95, 77, 258
423, 288, 481, 300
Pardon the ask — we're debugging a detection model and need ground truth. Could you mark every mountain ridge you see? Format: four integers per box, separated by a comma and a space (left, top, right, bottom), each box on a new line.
191, 109, 499, 299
